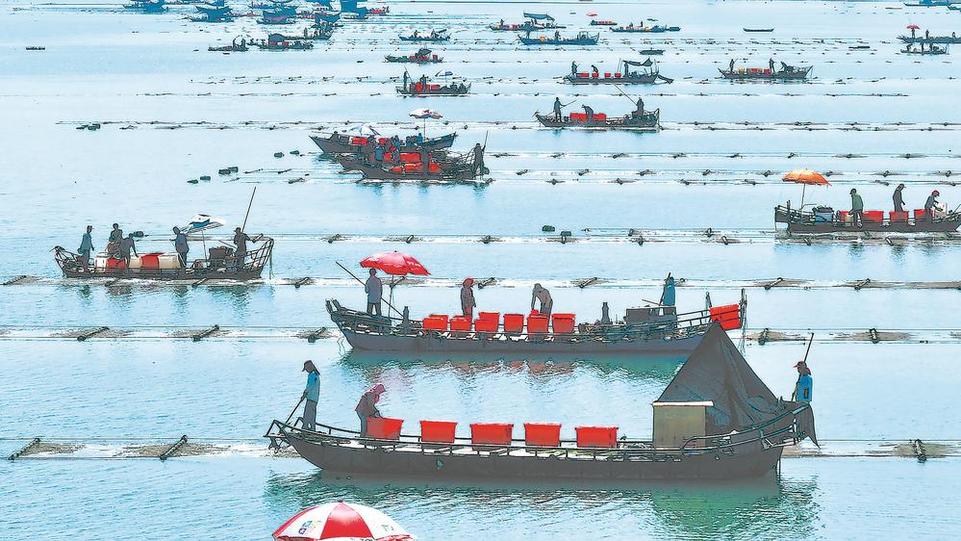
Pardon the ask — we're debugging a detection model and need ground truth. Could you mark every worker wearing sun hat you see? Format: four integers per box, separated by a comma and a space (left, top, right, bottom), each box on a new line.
792, 361, 813, 403
460, 278, 476, 319
301, 360, 320, 431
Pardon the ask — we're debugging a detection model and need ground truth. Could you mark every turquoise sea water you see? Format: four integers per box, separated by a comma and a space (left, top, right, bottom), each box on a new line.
2, 0, 961, 538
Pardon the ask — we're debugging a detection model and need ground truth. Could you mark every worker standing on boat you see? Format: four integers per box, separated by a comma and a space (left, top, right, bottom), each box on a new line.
461, 278, 476, 318
355, 384, 385, 437
119, 233, 137, 269
729, 58, 735, 73
925, 190, 941, 220
769, 58, 775, 72
583, 105, 595, 122
660, 274, 676, 306
792, 361, 813, 403
591, 64, 599, 77
472, 143, 485, 176
571, 61, 577, 77
365, 268, 383, 316
531, 283, 553, 317
849, 189, 864, 228
232, 227, 253, 269
632, 97, 645, 118
301, 360, 320, 431
107, 223, 123, 257
893, 184, 906, 213
553, 97, 564, 121
78, 225, 94, 272
173, 227, 189, 268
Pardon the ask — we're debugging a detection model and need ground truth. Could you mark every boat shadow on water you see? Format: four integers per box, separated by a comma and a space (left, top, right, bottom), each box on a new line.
338, 350, 686, 381
263, 469, 820, 538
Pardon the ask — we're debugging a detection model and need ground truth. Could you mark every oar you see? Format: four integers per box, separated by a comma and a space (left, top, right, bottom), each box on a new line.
335, 261, 402, 316
612, 84, 640, 106
284, 396, 305, 426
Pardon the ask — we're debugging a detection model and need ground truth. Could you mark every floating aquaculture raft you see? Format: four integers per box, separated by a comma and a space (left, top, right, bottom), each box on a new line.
267, 325, 816, 481
775, 205, 961, 234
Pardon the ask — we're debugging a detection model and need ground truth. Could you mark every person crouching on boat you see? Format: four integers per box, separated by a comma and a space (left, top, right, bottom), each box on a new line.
365, 268, 383, 316
78, 225, 94, 273
173, 227, 189, 268
356, 384, 385, 437
119, 233, 138, 270
583, 105, 595, 122
461, 278, 476, 318
107, 223, 123, 258
302, 360, 320, 431
792, 361, 813, 402
925, 190, 943, 220
531, 283, 553, 317
849, 189, 864, 228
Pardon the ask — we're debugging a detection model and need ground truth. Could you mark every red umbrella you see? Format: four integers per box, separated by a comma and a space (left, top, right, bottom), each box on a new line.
273, 502, 414, 541
906, 24, 920, 30
360, 251, 430, 276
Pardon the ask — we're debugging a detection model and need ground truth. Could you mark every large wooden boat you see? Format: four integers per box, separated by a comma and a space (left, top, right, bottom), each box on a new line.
774, 204, 961, 234
53, 235, 273, 281
385, 48, 443, 64
254, 34, 313, 50
898, 34, 961, 44
336, 153, 485, 182
519, 31, 599, 46
719, 62, 812, 81
266, 325, 817, 482
399, 32, 450, 43
490, 12, 564, 32
563, 59, 672, 85
610, 24, 680, 33
325, 291, 740, 354
397, 79, 470, 96
535, 109, 660, 131
310, 132, 456, 155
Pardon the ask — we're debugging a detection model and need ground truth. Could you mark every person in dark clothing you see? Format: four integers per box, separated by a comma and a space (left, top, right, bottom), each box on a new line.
591, 64, 599, 77
769, 57, 775, 72
460, 278, 476, 318
531, 283, 553, 317
583, 105, 594, 122
119, 233, 137, 269
553, 97, 563, 121
232, 227, 253, 270
925, 190, 941, 220
729, 58, 735, 73
893, 184, 906, 213
571, 61, 577, 76
107, 223, 123, 258
472, 143, 485, 176
849, 188, 864, 228
632, 97, 645, 118
355, 383, 385, 436
173, 227, 189, 268
365, 268, 383, 315
78, 225, 94, 272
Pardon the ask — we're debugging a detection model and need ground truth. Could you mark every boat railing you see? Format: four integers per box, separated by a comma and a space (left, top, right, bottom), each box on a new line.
267, 408, 802, 462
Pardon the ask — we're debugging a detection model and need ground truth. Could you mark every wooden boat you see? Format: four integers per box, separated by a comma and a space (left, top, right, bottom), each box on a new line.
639, 48, 664, 55
53, 236, 273, 281
325, 288, 735, 353
519, 31, 599, 46
274, 26, 334, 41
590, 19, 617, 26
610, 24, 680, 33
743, 27, 774, 32
385, 48, 443, 64
898, 34, 961, 44
124, 0, 166, 12
208, 40, 249, 52
266, 325, 817, 482
564, 59, 672, 85
535, 108, 660, 131
719, 62, 812, 81
774, 204, 961, 234
311, 132, 456, 155
192, 4, 233, 22
336, 151, 485, 182
399, 32, 450, 43
254, 34, 313, 50
397, 79, 470, 96
490, 13, 564, 32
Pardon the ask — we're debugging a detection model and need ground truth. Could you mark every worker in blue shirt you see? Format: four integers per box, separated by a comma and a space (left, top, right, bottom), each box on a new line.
301, 360, 320, 431
660, 274, 676, 306
792, 361, 813, 402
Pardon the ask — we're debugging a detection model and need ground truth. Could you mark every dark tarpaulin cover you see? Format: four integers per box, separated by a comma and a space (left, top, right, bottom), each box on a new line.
624, 59, 654, 67
658, 325, 816, 445
524, 12, 555, 21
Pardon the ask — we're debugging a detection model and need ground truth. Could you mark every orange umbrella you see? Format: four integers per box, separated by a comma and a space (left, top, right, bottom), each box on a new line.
783, 169, 830, 207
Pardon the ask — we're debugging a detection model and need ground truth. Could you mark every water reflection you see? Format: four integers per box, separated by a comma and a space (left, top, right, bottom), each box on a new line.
263, 469, 819, 540
339, 350, 685, 382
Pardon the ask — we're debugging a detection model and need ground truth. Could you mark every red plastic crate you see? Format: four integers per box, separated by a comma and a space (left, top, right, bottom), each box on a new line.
470, 423, 514, 446
551, 313, 576, 334
603, 72, 611, 78
575, 426, 618, 448
366, 417, 403, 440
838, 210, 849, 222
863, 210, 883, 223
914, 209, 928, 221
527, 315, 549, 333
594, 113, 607, 122
350, 137, 368, 146
503, 314, 524, 333
450, 316, 472, 331
474, 318, 498, 333
524, 422, 561, 447
420, 420, 457, 443
422, 315, 448, 331
890, 211, 908, 223
709, 304, 741, 330
614, 73, 622, 78
477, 312, 499, 322
399, 152, 421, 163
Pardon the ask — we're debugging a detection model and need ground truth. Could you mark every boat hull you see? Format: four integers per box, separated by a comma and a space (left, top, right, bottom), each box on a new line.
535, 112, 659, 131
564, 74, 659, 85
310, 133, 456, 155
284, 433, 783, 481
785, 221, 960, 234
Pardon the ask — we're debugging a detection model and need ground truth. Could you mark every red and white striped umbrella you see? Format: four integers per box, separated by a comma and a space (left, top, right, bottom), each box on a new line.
273, 502, 414, 541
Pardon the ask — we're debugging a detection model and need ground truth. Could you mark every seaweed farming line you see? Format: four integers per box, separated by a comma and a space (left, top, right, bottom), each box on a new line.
0, 326, 959, 344
59, 119, 961, 133
6, 275, 961, 292
4, 438, 959, 461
